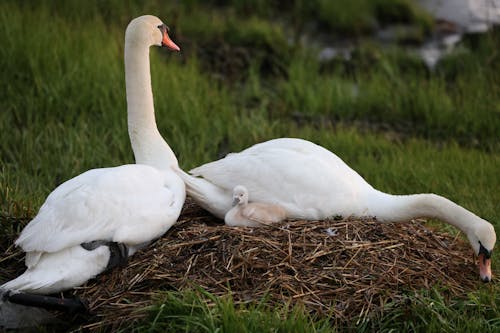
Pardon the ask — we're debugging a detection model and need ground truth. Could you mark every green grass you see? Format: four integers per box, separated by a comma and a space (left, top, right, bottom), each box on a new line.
312, 0, 433, 38
188, 0, 433, 38
133, 287, 500, 332
277, 39, 500, 149
0, 1, 499, 332
371, 289, 500, 332
135, 288, 333, 333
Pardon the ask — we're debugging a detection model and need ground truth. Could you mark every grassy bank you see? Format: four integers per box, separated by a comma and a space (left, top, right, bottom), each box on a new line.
0, 1, 498, 331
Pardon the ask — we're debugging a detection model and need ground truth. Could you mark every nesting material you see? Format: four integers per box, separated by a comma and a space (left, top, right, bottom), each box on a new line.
0, 199, 480, 330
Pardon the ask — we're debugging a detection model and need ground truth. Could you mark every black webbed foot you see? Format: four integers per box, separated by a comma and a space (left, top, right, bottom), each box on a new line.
81, 240, 129, 271
4, 290, 87, 313
105, 242, 128, 270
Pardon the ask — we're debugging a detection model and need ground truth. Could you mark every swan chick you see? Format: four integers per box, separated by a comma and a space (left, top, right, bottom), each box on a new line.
224, 185, 286, 227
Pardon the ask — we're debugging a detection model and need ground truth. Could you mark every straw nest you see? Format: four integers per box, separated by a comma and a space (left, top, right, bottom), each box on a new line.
1, 198, 480, 330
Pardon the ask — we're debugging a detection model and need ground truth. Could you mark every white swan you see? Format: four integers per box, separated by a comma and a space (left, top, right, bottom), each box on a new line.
177, 138, 496, 282
225, 185, 286, 227
0, 15, 184, 295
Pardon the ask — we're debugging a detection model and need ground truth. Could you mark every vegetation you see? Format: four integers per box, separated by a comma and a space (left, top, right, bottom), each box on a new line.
135, 289, 332, 333
136, 288, 500, 332
0, 0, 498, 331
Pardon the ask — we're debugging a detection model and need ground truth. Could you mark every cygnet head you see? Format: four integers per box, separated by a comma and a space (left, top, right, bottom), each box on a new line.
125, 15, 180, 51
232, 185, 249, 206
467, 222, 496, 282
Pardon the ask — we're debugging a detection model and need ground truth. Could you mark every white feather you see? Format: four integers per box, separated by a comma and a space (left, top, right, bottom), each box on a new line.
1, 15, 186, 295
16, 165, 183, 257
181, 137, 496, 282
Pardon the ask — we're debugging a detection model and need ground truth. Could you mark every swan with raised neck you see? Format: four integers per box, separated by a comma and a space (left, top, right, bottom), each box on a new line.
125, 15, 180, 170
0, 15, 184, 306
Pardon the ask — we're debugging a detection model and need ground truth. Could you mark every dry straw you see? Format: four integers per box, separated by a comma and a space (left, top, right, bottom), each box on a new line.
0, 198, 480, 330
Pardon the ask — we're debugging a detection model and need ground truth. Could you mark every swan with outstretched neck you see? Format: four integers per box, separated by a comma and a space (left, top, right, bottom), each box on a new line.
0, 16, 184, 300
177, 138, 496, 282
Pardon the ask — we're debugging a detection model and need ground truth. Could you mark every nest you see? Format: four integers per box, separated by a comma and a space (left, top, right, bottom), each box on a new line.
1, 198, 480, 331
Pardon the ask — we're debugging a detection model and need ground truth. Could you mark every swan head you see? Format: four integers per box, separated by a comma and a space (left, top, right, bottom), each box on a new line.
232, 185, 249, 206
125, 15, 180, 51
467, 222, 496, 282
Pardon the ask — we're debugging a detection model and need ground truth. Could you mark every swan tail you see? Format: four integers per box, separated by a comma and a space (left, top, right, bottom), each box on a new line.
1, 276, 52, 294
2, 245, 110, 295
174, 168, 232, 219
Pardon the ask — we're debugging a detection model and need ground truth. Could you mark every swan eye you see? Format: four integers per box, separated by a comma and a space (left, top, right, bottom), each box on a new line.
157, 24, 170, 33
478, 241, 492, 259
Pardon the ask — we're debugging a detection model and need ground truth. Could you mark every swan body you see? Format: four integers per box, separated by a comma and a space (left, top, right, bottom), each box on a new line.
225, 185, 286, 227
1, 15, 184, 295
178, 138, 496, 281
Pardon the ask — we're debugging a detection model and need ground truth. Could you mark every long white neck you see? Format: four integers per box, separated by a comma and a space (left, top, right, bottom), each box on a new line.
366, 191, 488, 235
124, 38, 178, 170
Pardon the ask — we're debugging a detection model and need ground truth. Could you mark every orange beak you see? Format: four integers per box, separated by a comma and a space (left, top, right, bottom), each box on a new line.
162, 32, 180, 51
478, 253, 492, 282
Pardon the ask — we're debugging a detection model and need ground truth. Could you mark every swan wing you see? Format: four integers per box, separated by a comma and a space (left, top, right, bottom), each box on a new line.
190, 138, 372, 219
15, 164, 185, 254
